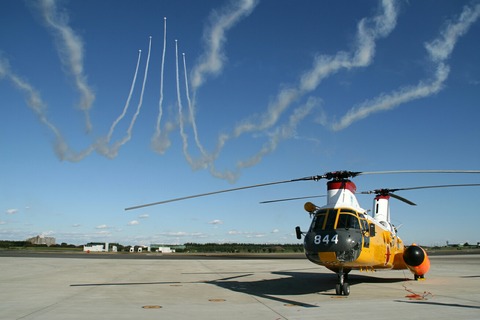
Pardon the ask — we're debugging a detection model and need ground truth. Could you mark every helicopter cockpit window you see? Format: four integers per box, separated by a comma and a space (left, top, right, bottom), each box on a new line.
325, 209, 337, 230
358, 213, 368, 230
336, 212, 360, 230
360, 218, 369, 231
311, 209, 328, 231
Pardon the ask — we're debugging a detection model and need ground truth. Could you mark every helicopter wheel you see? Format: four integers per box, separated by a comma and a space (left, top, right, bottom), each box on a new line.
334, 282, 350, 295
335, 268, 350, 296
335, 284, 342, 295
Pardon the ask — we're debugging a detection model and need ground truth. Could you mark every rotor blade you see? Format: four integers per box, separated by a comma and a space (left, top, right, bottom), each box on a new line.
360, 183, 480, 205
358, 170, 480, 176
125, 170, 480, 210
360, 183, 480, 195
386, 183, 480, 192
125, 177, 319, 211
389, 193, 417, 206
260, 195, 326, 204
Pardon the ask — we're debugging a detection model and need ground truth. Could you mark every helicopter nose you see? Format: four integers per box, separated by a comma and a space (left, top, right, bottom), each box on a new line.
305, 230, 362, 252
336, 235, 362, 262
304, 230, 363, 264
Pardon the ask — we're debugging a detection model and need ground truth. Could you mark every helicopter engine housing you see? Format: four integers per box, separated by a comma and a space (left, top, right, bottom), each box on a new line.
403, 244, 430, 278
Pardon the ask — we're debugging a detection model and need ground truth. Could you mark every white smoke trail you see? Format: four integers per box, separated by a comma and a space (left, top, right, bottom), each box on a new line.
170, 0, 395, 181
190, 0, 258, 92
0, 56, 93, 161
95, 49, 141, 157
331, 65, 450, 131
208, 0, 398, 167
105, 37, 153, 158
105, 50, 142, 143
233, 0, 397, 137
39, 0, 95, 133
331, 3, 480, 131
2, 35, 152, 161
182, 52, 210, 168
1, 57, 62, 143
152, 17, 172, 154
426, 4, 480, 63
175, 40, 196, 167
177, 0, 258, 179
236, 97, 319, 169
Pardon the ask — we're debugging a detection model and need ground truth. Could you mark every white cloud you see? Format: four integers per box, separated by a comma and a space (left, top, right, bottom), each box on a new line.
138, 214, 149, 219
159, 231, 188, 237
96, 224, 108, 229
128, 220, 139, 226
227, 230, 266, 238
209, 219, 223, 225
96, 230, 111, 236
6, 209, 18, 215
245, 233, 266, 238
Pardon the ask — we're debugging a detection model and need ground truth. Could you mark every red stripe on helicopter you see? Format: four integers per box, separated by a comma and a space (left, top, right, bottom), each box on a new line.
327, 181, 357, 193
385, 245, 391, 266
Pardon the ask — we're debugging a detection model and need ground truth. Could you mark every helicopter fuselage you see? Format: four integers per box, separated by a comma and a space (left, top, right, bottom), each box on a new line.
299, 180, 428, 278
303, 207, 407, 272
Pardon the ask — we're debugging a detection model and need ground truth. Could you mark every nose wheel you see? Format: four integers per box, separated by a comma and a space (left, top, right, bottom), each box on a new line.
335, 268, 350, 296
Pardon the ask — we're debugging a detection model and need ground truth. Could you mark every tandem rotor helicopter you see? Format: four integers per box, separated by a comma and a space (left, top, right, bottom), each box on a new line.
125, 169, 480, 296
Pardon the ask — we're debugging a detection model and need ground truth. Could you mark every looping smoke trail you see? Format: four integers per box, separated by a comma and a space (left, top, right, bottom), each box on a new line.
39, 0, 95, 133
152, 17, 172, 154
172, 0, 395, 181
236, 97, 319, 170
205, 0, 398, 176
176, 0, 258, 180
426, 4, 480, 63
330, 3, 480, 131
0, 56, 94, 162
264, 0, 396, 132
1, 58, 59, 137
190, 0, 258, 92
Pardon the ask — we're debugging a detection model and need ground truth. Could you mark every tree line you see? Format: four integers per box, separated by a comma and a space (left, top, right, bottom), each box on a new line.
182, 243, 304, 253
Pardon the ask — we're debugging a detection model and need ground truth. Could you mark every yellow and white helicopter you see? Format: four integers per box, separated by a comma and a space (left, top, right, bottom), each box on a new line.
125, 169, 480, 296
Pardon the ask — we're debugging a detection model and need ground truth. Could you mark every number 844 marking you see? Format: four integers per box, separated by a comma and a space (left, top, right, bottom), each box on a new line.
314, 234, 339, 245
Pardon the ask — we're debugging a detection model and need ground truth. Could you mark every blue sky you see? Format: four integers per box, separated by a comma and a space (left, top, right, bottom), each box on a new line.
1, 0, 479, 246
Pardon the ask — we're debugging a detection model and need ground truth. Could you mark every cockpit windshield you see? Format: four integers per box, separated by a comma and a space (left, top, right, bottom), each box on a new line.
311, 209, 328, 231
311, 208, 361, 231
336, 212, 360, 229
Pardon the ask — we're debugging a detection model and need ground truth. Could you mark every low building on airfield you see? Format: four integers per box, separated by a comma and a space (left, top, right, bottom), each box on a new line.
150, 244, 185, 253
83, 242, 117, 252
26, 235, 56, 246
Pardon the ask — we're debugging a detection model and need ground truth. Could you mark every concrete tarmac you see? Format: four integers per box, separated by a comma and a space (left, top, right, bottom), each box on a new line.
0, 253, 479, 320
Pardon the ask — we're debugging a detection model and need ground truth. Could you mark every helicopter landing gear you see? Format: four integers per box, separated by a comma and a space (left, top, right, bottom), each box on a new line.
335, 268, 350, 296
414, 274, 425, 281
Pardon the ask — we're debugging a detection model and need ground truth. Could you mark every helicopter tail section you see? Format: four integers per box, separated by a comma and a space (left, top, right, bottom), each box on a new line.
403, 244, 430, 280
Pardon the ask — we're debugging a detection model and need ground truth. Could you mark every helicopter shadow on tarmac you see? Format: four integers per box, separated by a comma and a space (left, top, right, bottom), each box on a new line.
204, 270, 409, 307
70, 269, 409, 307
